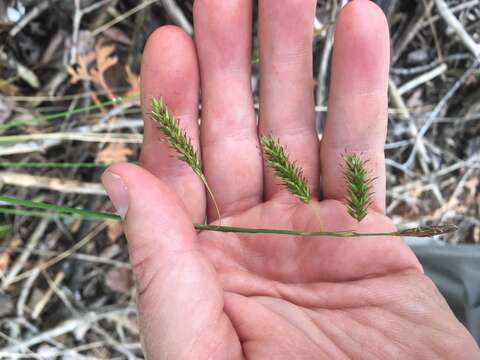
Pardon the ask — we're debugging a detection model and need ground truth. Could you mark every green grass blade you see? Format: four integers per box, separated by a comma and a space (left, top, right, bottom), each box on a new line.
0, 94, 138, 131
0, 196, 120, 221
0, 207, 73, 219
0, 162, 109, 169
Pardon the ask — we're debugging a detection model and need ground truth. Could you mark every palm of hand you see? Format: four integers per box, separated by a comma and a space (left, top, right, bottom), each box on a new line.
190, 200, 467, 359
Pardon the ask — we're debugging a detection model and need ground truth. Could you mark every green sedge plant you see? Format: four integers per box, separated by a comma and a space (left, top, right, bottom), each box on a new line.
0, 97, 456, 239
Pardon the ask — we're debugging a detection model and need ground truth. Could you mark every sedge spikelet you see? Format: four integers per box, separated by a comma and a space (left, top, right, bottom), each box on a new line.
151, 97, 221, 221
151, 97, 202, 176
343, 154, 372, 222
261, 135, 311, 203
396, 224, 458, 237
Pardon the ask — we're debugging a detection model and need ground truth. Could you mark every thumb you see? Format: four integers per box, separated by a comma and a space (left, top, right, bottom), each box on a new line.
102, 163, 224, 358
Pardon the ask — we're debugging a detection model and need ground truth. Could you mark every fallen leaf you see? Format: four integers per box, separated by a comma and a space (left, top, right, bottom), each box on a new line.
67, 42, 118, 99
125, 65, 140, 97
0, 80, 18, 96
106, 220, 123, 242
67, 51, 96, 84
97, 143, 133, 164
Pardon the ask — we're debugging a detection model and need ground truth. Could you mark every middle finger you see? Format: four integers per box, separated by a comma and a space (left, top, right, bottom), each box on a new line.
258, 0, 319, 202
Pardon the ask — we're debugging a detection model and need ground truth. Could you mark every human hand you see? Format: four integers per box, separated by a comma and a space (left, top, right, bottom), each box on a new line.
102, 0, 480, 358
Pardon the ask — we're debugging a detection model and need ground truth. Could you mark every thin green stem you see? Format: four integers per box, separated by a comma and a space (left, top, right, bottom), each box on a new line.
0, 161, 140, 169
0, 196, 119, 221
200, 174, 222, 223
0, 207, 75, 219
0, 196, 456, 238
0, 95, 138, 131
0, 162, 109, 169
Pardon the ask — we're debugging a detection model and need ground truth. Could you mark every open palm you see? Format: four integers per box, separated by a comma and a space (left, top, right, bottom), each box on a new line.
102, 0, 479, 358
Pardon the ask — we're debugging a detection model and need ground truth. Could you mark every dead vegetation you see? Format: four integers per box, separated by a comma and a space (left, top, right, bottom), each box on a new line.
0, 0, 478, 357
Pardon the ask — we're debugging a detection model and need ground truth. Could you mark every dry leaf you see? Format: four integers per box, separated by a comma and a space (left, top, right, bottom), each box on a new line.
67, 42, 118, 99
94, 43, 118, 74
106, 220, 123, 242
125, 65, 140, 97
105, 267, 133, 293
97, 143, 133, 164
0, 80, 18, 96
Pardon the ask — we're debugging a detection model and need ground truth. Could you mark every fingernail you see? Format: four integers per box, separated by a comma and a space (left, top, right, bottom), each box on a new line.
102, 171, 129, 219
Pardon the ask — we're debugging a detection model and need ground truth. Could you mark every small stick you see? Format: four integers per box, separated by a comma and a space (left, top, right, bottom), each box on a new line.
31, 272, 65, 320
160, 0, 193, 34
2, 219, 49, 289
397, 64, 448, 96
0, 172, 106, 196
434, 0, 480, 58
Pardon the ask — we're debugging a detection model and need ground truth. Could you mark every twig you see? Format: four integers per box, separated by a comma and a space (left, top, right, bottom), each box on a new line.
159, 0, 193, 34
0, 132, 142, 145
71, 0, 113, 63
9, 0, 60, 37
388, 78, 411, 120
316, 1, 337, 134
16, 268, 41, 318
397, 63, 448, 95
434, 0, 480, 58
0, 172, 106, 195
439, 167, 477, 222
31, 271, 65, 320
421, 0, 479, 29
2, 219, 49, 289
92, 0, 159, 36
0, 246, 130, 268
0, 318, 86, 353
0, 50, 40, 89
9, 223, 106, 285
405, 60, 480, 168
393, 1, 431, 62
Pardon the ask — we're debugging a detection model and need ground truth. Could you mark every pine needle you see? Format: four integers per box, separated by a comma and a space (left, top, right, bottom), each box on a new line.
150, 97, 221, 220
343, 154, 373, 222
261, 135, 311, 203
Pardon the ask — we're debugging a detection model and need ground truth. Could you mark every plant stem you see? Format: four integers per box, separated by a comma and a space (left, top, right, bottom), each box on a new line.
0, 162, 109, 169
192, 224, 454, 237
0, 96, 133, 130
0, 196, 119, 221
200, 174, 222, 223
0, 196, 456, 238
